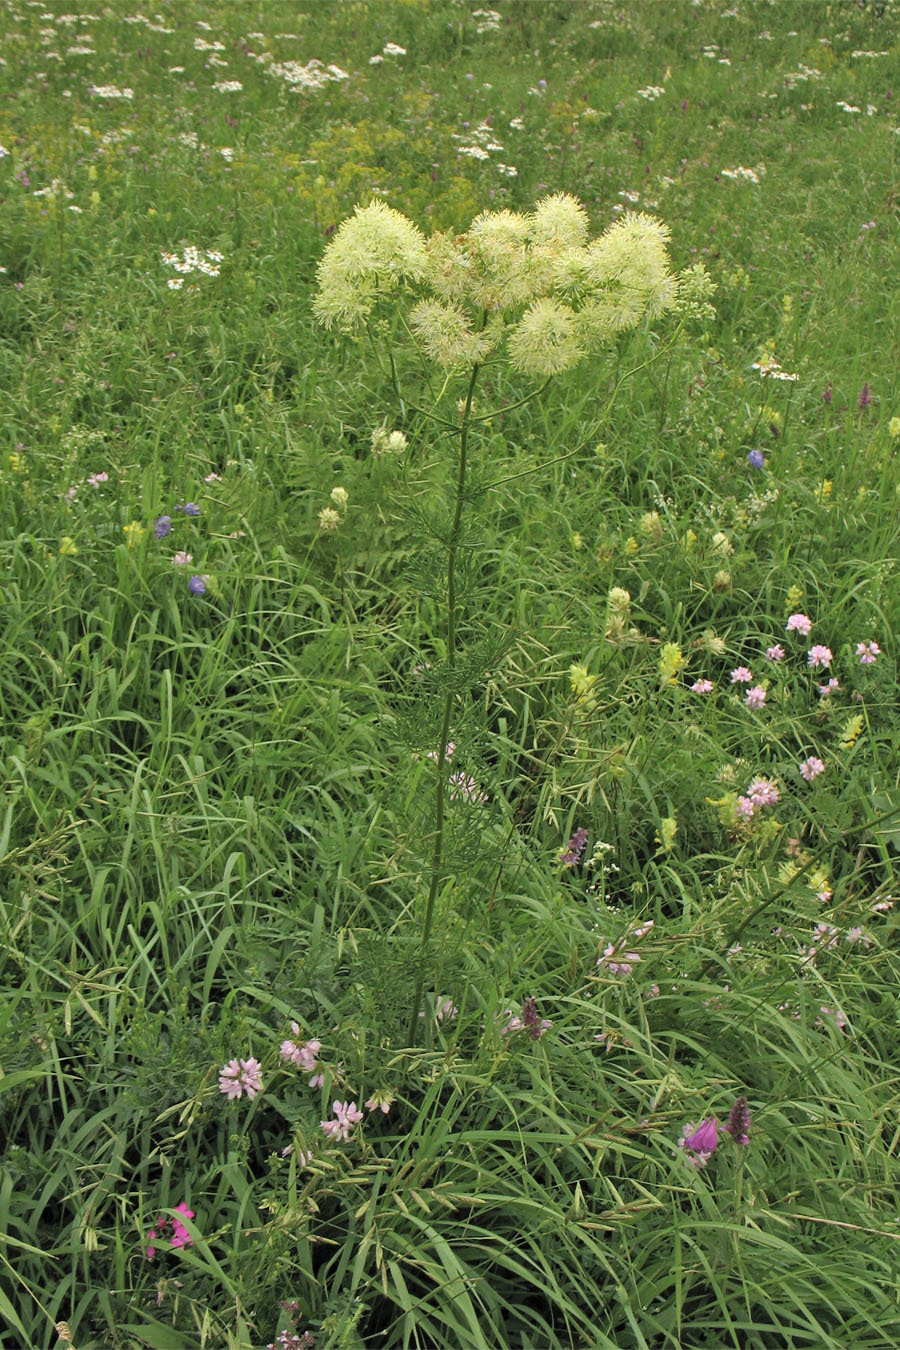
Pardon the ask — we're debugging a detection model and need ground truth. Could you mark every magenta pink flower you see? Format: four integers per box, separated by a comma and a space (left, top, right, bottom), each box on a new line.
218, 1057, 263, 1100
730, 666, 753, 684
817, 677, 840, 696
678, 1116, 718, 1168
807, 644, 833, 669
744, 685, 766, 709
146, 1202, 195, 1259
856, 640, 880, 665
691, 678, 714, 694
765, 643, 785, 662
799, 756, 825, 782
786, 613, 812, 636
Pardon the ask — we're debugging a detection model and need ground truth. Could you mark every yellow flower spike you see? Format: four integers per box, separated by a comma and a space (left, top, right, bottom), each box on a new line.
122, 522, 145, 548
659, 642, 685, 684
889, 415, 900, 437
656, 815, 677, 852
59, 536, 78, 556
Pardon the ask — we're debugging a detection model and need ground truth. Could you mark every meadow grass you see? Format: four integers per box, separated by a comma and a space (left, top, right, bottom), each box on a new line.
2, 1, 900, 1346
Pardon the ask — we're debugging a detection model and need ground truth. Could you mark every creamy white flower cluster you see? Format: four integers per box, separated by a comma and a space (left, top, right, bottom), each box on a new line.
314, 195, 707, 378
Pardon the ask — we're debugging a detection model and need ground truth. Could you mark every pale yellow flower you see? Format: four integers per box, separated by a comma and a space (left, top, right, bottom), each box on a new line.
122, 521, 145, 547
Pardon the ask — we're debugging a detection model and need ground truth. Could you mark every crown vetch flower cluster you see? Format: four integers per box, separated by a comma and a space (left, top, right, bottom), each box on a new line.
313, 196, 708, 377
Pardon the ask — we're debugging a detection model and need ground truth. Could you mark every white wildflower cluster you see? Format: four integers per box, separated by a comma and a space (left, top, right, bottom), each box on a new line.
720, 164, 764, 184
637, 85, 665, 100
251, 49, 349, 92
161, 246, 224, 290
314, 194, 687, 379
213, 80, 243, 92
453, 120, 515, 175
89, 84, 133, 99
472, 8, 502, 33
751, 352, 798, 382
371, 426, 408, 456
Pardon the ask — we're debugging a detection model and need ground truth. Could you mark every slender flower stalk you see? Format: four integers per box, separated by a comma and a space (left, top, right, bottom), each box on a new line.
409, 351, 483, 1041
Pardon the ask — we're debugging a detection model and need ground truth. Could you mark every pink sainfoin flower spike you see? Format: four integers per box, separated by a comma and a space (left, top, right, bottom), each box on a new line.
218, 1057, 263, 1100
678, 1116, 718, 1168
807, 644, 833, 669
786, 613, 812, 636
856, 640, 880, 665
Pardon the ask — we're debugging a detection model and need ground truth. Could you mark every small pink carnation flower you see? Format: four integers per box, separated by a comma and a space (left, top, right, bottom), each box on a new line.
856, 640, 880, 665
807, 644, 833, 669
747, 777, 779, 807
320, 1100, 363, 1142
218, 1056, 263, 1100
279, 1024, 321, 1073
786, 613, 812, 636
816, 1005, 848, 1032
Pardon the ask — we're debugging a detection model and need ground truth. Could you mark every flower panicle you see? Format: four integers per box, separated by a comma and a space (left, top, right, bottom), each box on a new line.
313, 195, 696, 375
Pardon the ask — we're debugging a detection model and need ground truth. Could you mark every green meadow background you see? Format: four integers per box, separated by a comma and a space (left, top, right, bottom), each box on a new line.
2, 1, 900, 1346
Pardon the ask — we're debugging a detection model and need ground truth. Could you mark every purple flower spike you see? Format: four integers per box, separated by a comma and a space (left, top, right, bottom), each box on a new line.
724, 1095, 751, 1146
183, 501, 201, 516
560, 827, 589, 867
189, 574, 207, 595
154, 514, 172, 539
747, 449, 765, 468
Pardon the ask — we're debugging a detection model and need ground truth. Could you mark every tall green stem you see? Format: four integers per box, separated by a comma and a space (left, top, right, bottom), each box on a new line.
408, 357, 481, 1043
